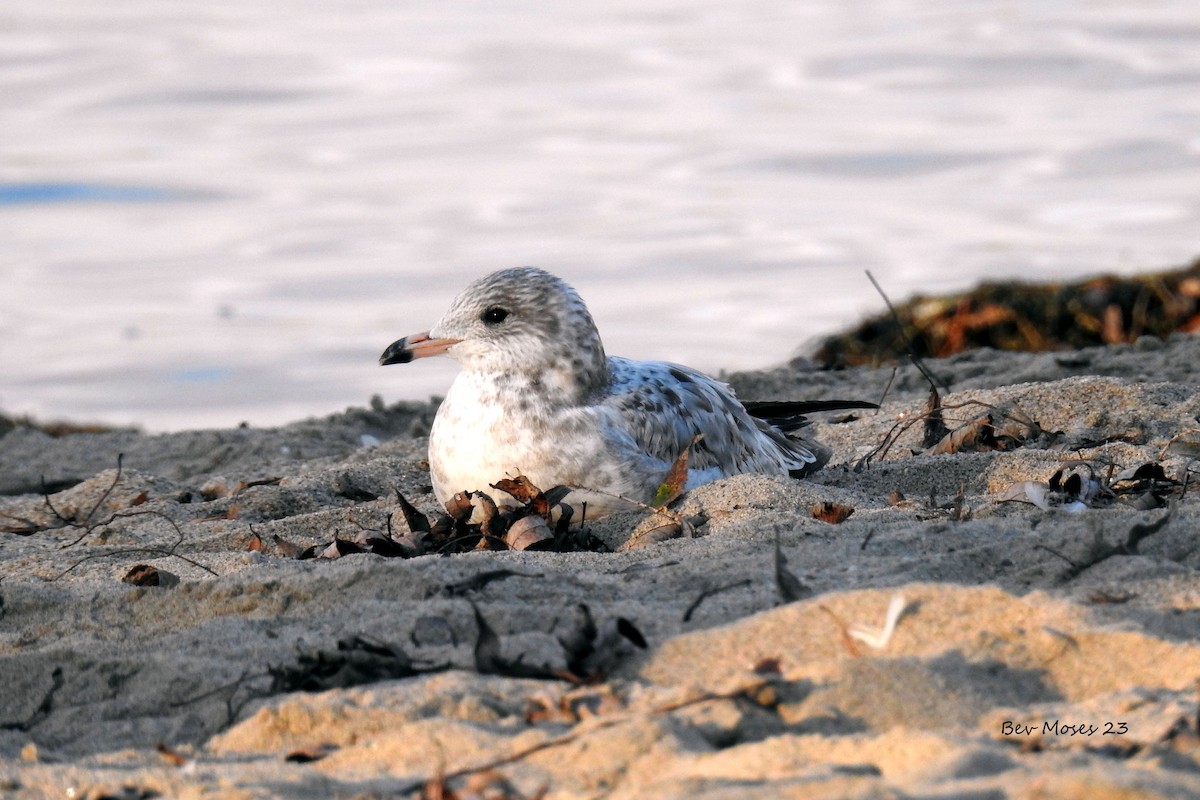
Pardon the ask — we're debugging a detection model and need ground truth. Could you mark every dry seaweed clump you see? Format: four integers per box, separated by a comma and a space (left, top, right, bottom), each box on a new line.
814, 259, 1200, 366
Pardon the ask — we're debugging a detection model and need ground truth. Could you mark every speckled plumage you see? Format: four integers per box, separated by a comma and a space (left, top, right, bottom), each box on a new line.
380, 267, 829, 518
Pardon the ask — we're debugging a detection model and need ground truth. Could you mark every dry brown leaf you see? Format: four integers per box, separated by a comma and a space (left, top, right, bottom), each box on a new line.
473, 492, 501, 542
929, 415, 995, 454
272, 534, 303, 559
232, 477, 283, 497
1164, 431, 1200, 460
445, 491, 475, 521
122, 564, 161, 587
753, 657, 782, 676
394, 490, 433, 534
156, 742, 188, 767
653, 435, 701, 508
617, 514, 683, 551
1087, 590, 1135, 605
491, 476, 542, 504
922, 386, 949, 448
810, 501, 854, 524
504, 515, 554, 551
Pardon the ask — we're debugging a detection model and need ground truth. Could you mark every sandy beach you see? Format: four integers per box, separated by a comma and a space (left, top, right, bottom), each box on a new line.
2, 335, 1199, 799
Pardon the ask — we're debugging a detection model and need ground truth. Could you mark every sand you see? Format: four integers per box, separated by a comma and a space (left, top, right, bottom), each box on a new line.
2, 335, 1199, 799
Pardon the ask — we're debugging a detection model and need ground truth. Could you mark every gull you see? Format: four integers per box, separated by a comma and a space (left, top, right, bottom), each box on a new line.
380, 267, 864, 518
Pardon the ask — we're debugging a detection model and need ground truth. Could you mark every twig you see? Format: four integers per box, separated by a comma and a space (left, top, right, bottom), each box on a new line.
57, 453, 127, 546
51, 510, 217, 579
0, 667, 64, 732
682, 579, 753, 622
856, 398, 1040, 468
865, 270, 948, 391
876, 366, 898, 410
1036, 508, 1174, 580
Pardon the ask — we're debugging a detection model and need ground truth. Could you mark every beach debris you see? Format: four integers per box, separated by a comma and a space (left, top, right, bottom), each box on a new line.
395, 488, 433, 533
9, 456, 131, 539
816, 259, 1200, 365
558, 604, 646, 681
753, 658, 783, 676
503, 515, 555, 551
810, 501, 854, 524
922, 386, 950, 449
2, 666, 63, 732
471, 601, 645, 683
653, 436, 699, 509
1003, 461, 1182, 512
3, 457, 212, 576
331, 472, 378, 502
121, 564, 178, 588
1110, 462, 1179, 510
492, 476, 569, 518
607, 440, 709, 550
0, 510, 46, 535
525, 686, 626, 726
774, 531, 810, 603
470, 602, 511, 675
848, 593, 909, 650
400, 671, 797, 800
1002, 464, 1109, 511
440, 569, 542, 598
682, 578, 754, 622
1036, 506, 1175, 580
268, 635, 440, 693
284, 743, 338, 763
269, 533, 303, 558
80, 785, 161, 800
618, 510, 702, 551
858, 399, 1042, 469
155, 742, 189, 767
928, 408, 1039, 455
198, 475, 283, 501
1164, 430, 1200, 460
817, 605, 863, 657
274, 475, 603, 562
1086, 589, 1136, 605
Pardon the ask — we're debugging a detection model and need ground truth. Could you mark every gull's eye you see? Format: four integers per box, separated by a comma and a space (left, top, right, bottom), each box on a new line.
481, 306, 510, 325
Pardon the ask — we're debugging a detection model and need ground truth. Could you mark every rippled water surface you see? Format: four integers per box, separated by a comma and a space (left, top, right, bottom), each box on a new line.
3, 1, 1199, 430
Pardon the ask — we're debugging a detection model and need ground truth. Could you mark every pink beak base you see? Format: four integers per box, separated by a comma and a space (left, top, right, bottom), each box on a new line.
379, 331, 461, 365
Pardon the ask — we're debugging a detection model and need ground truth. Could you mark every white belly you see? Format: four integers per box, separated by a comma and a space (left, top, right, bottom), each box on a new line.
425, 374, 646, 518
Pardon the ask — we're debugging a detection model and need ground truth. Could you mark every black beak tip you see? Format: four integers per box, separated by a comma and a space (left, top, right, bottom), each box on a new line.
379, 339, 413, 366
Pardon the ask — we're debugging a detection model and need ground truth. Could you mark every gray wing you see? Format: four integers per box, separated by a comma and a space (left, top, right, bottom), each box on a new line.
599, 357, 824, 477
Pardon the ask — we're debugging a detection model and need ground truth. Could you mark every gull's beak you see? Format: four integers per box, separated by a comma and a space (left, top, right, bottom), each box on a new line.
379, 331, 461, 365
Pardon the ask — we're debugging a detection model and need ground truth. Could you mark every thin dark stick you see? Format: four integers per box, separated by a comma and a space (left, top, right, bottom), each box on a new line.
682, 579, 753, 622
865, 270, 949, 391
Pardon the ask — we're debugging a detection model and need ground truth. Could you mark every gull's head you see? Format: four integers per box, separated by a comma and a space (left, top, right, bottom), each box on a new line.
380, 267, 607, 386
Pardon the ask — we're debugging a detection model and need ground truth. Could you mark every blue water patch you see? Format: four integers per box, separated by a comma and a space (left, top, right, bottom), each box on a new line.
0, 182, 181, 205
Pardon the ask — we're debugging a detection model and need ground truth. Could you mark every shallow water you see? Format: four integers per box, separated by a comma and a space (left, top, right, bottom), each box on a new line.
2, 0, 1199, 431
